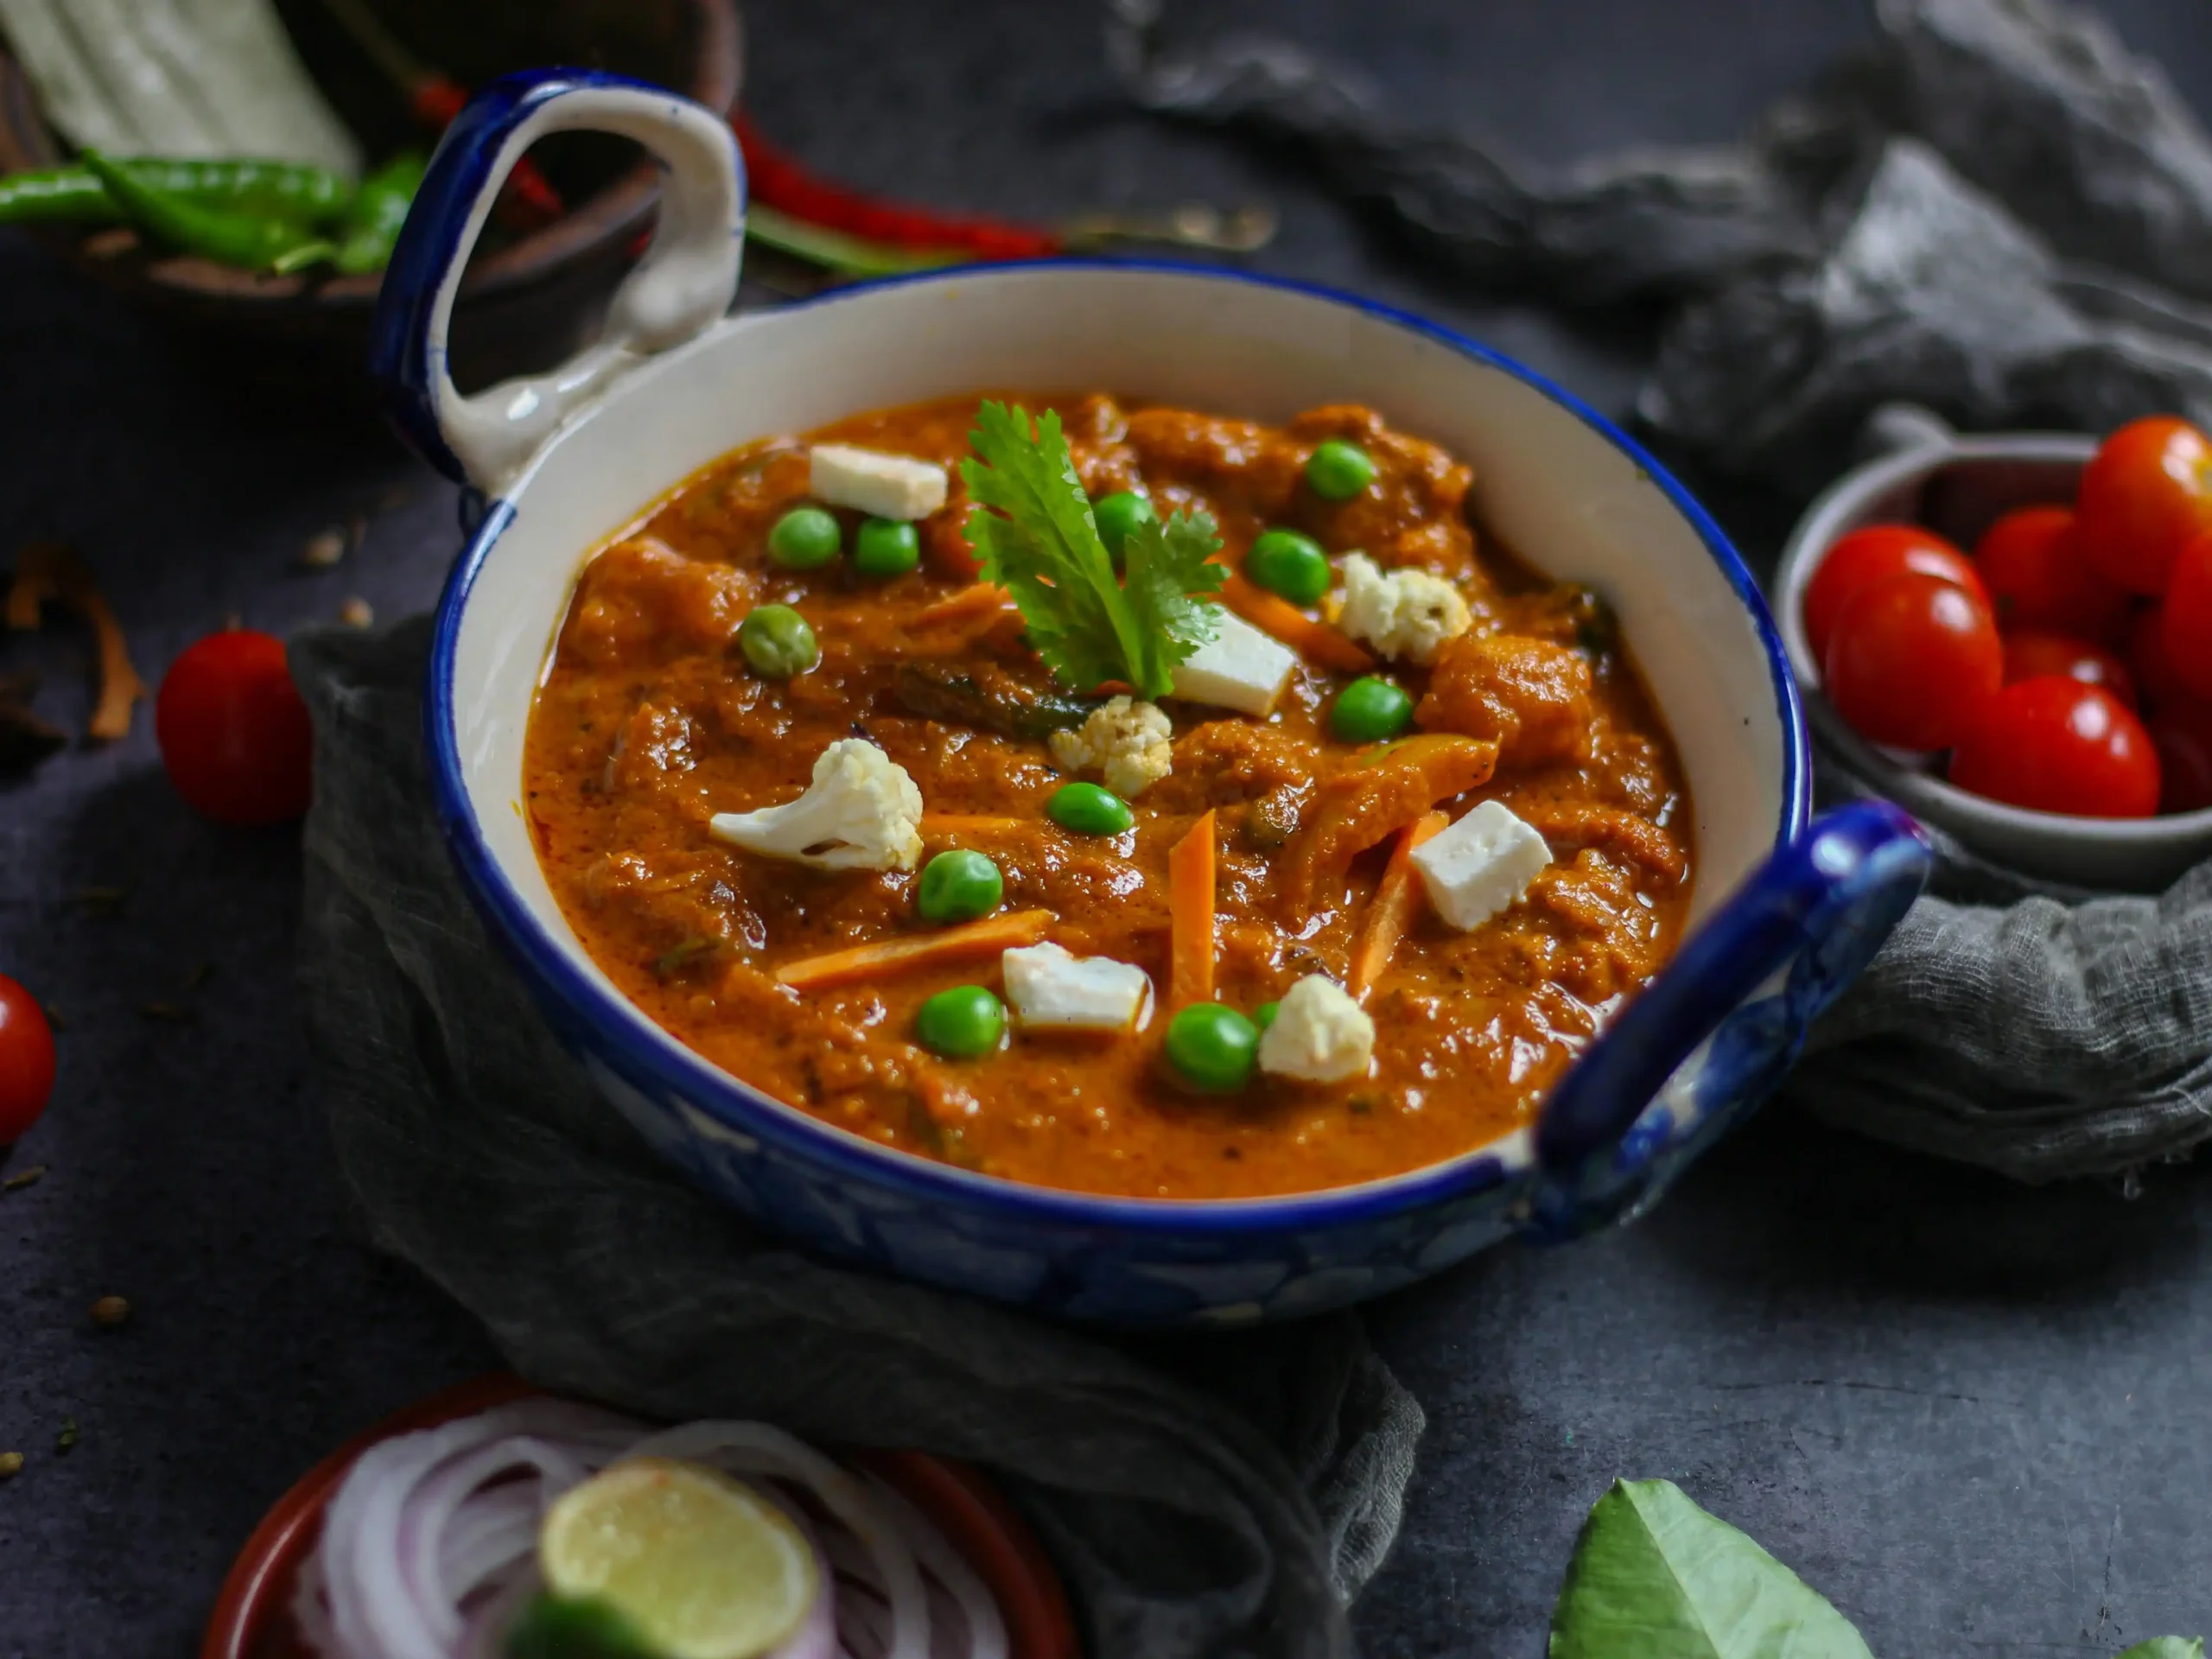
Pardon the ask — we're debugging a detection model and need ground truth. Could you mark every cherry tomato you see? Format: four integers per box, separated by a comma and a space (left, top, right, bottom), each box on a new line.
1802, 524, 1986, 664
1823, 571, 2003, 752
2076, 416, 2212, 594
2000, 629, 2137, 707
1948, 677, 2160, 818
156, 629, 314, 826
2147, 694, 2212, 813
1974, 505, 2128, 642
2127, 602, 2194, 709
2158, 529, 2212, 702
0, 974, 56, 1144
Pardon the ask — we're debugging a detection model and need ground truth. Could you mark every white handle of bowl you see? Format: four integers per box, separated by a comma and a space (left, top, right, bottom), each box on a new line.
368, 70, 746, 495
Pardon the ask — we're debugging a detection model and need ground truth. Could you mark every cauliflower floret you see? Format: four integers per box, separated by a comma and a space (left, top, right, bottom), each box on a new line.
1257, 974, 1375, 1084
709, 738, 924, 871
1334, 552, 1472, 664
1047, 696, 1173, 798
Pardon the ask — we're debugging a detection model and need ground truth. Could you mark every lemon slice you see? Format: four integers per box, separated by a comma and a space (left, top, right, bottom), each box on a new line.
538, 1458, 818, 1659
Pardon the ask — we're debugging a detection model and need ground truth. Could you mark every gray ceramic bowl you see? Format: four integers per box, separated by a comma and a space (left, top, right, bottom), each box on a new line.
1774, 408, 2212, 889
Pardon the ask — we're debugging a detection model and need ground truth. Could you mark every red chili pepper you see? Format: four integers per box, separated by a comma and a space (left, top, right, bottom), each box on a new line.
410, 74, 564, 232
732, 114, 1058, 260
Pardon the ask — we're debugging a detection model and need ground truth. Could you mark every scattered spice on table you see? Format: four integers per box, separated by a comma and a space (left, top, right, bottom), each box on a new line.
299, 527, 346, 569
138, 1001, 192, 1023
340, 596, 374, 628
54, 1418, 77, 1455
88, 1296, 130, 1328
6, 543, 144, 741
0, 1452, 21, 1479
1, 1166, 48, 1193
73, 886, 126, 917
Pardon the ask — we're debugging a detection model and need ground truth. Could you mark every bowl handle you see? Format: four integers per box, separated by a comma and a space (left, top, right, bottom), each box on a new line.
1523, 800, 1933, 1238
367, 69, 745, 494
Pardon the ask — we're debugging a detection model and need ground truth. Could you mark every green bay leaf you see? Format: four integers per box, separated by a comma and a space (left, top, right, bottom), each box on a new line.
1549, 1479, 1873, 1659
2112, 1641, 2205, 1658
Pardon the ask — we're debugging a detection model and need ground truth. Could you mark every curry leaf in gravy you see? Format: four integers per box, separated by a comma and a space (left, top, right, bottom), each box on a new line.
1549, 1479, 1873, 1659
961, 401, 1226, 698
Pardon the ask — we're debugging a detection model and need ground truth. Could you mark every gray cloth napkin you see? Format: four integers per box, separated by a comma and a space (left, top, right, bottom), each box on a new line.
1111, 0, 2212, 1180
291, 617, 1421, 1659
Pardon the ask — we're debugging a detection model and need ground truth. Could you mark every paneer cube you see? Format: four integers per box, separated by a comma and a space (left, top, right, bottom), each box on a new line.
808, 443, 949, 521
1001, 942, 1154, 1033
1411, 799, 1553, 929
1169, 607, 1298, 715
1257, 974, 1375, 1084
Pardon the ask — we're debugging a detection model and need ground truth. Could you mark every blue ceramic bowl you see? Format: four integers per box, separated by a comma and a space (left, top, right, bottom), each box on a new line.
372, 71, 1933, 1325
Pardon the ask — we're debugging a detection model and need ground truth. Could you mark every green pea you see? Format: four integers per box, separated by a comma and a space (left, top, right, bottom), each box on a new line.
1330, 676, 1414, 743
738, 604, 818, 679
914, 984, 1005, 1058
853, 517, 920, 577
1255, 1000, 1281, 1033
1306, 440, 1376, 500
1093, 491, 1157, 564
1165, 1003, 1260, 1091
1245, 528, 1332, 605
766, 505, 842, 569
917, 849, 1004, 924
1046, 781, 1133, 836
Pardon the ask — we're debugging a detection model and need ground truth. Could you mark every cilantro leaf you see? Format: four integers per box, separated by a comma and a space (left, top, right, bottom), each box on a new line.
961, 402, 1224, 698
1122, 507, 1228, 695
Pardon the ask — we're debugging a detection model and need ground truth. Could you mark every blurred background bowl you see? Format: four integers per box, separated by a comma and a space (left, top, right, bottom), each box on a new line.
0, 0, 742, 387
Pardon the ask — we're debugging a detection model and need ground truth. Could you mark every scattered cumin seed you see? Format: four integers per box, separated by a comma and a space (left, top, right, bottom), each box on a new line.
0, 1452, 21, 1478
3, 1166, 48, 1192
54, 1418, 77, 1454
73, 885, 126, 917
182, 962, 214, 991
339, 596, 374, 628
298, 528, 346, 569
138, 1001, 191, 1022
42, 1006, 65, 1032
346, 512, 368, 551
89, 1295, 129, 1328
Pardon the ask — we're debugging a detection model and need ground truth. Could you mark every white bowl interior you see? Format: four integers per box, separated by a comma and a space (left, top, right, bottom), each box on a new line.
444, 266, 1793, 1111
1774, 433, 2212, 888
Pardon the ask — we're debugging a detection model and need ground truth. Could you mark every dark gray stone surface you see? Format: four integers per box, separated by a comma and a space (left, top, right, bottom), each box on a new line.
3, 1, 2210, 1653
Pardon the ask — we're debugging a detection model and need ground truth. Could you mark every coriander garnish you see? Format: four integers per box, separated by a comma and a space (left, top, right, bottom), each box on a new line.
960, 402, 1227, 698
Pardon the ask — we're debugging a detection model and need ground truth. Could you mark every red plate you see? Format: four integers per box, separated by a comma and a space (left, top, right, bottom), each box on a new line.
202, 1372, 1080, 1659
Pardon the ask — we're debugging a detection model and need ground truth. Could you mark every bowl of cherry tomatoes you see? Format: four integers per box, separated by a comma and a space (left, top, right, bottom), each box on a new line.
1777, 412, 2212, 888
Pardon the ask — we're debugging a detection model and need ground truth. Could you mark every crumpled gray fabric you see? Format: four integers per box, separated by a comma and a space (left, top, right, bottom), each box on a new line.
291, 618, 1422, 1659
1112, 0, 2212, 1181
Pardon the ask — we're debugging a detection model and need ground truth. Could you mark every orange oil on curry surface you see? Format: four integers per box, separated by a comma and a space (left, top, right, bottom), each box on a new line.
521, 392, 1694, 1201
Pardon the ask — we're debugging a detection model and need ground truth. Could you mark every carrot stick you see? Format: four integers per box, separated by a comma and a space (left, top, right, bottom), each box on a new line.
912, 582, 1014, 629
775, 908, 1053, 992
1348, 810, 1447, 1001
1167, 810, 1217, 1010
1221, 572, 1375, 674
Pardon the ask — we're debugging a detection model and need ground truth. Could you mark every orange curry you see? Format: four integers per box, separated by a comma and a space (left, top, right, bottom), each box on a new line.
524, 394, 1693, 1200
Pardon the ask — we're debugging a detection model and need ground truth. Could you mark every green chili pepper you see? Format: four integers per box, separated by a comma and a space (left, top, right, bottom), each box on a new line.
332, 151, 427, 276
79, 150, 336, 273
0, 157, 354, 226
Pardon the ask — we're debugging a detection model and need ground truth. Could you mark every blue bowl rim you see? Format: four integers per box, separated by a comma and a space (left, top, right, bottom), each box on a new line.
425, 257, 1811, 1236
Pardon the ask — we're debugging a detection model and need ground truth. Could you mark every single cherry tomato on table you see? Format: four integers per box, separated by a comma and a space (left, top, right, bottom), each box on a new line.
1999, 629, 2137, 707
2147, 694, 2212, 813
2158, 529, 2212, 702
0, 974, 56, 1144
1948, 677, 2160, 818
2126, 602, 2194, 709
1974, 505, 2128, 642
1822, 571, 2004, 752
1802, 524, 1987, 664
2075, 416, 2212, 594
156, 629, 314, 826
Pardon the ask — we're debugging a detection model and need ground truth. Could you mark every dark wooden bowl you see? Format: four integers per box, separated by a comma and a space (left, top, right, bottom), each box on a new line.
0, 0, 741, 385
